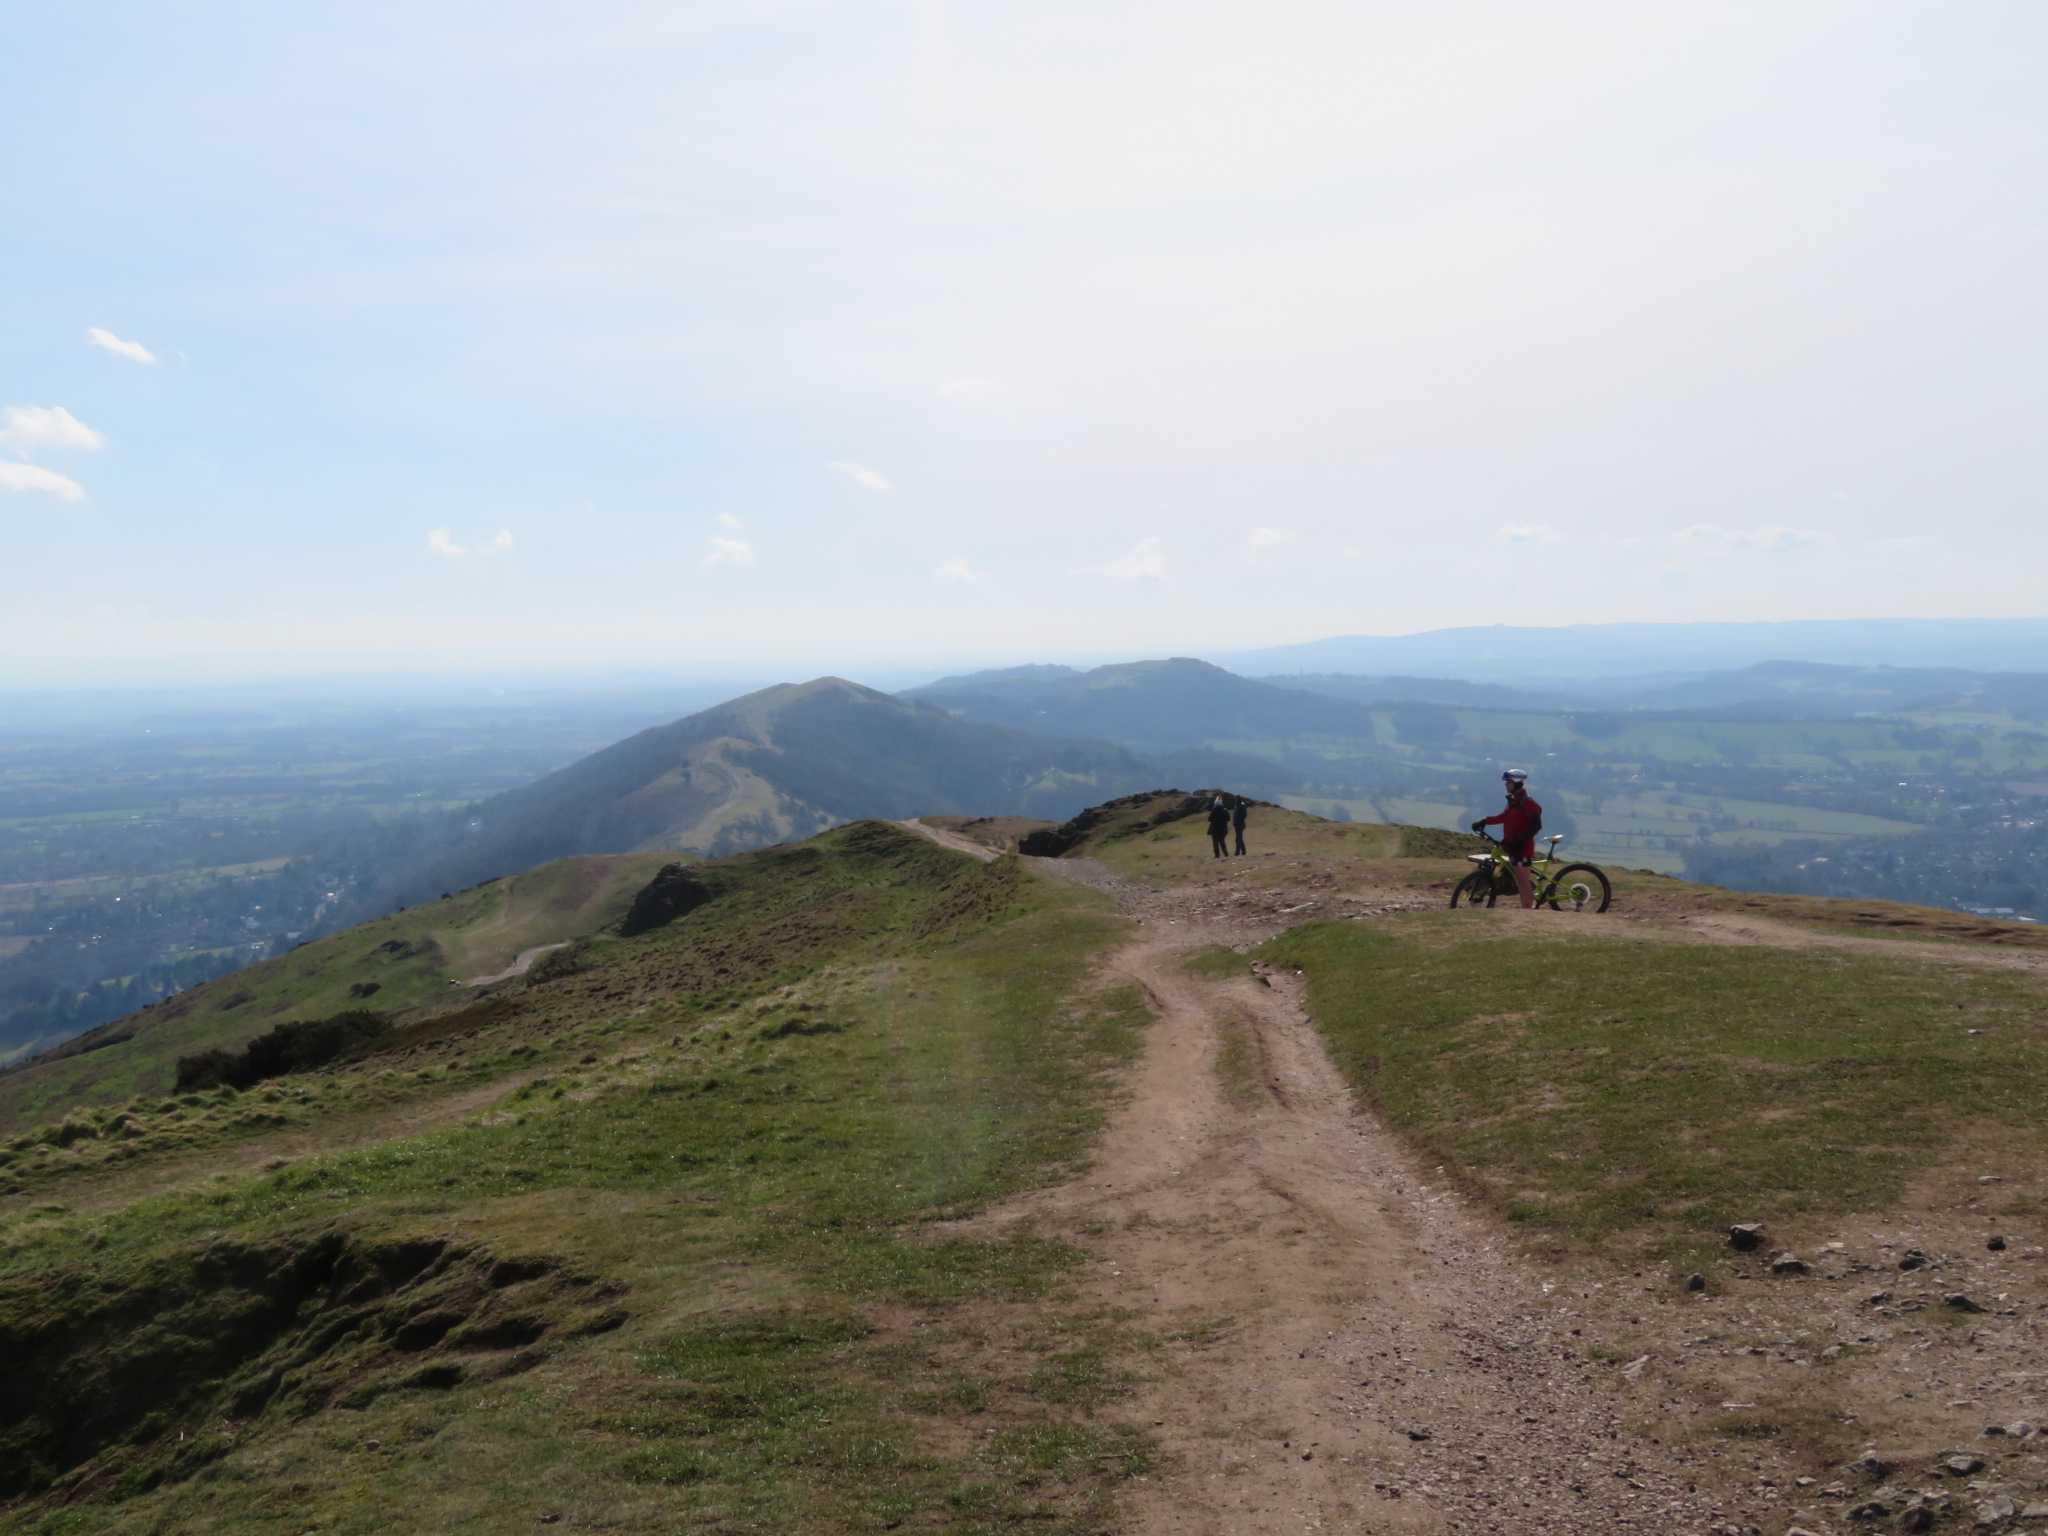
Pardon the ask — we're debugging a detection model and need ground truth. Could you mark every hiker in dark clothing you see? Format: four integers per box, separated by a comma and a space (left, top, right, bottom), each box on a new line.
1231, 797, 1248, 856
1206, 797, 1231, 858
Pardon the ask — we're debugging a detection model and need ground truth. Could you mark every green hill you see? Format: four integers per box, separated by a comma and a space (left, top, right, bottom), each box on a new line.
0, 820, 1158, 1534
372, 677, 1184, 909
13, 798, 2048, 1531
906, 656, 1384, 751
0, 852, 676, 1136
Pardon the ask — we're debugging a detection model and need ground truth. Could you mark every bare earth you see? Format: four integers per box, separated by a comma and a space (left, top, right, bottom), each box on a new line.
1007, 856, 1731, 1534
903, 821, 2048, 1533
464, 941, 571, 987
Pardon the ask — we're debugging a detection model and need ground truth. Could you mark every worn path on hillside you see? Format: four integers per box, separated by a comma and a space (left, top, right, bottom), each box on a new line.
899, 822, 1744, 1533
463, 941, 570, 987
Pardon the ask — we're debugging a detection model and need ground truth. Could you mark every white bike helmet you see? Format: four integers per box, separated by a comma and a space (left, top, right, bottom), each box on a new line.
1502, 768, 1529, 784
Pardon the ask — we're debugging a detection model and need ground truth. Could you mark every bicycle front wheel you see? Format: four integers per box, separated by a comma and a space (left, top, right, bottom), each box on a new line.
1450, 870, 1497, 909
1541, 863, 1611, 913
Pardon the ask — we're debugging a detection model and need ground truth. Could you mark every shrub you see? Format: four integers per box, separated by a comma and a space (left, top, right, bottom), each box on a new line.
174, 1011, 389, 1092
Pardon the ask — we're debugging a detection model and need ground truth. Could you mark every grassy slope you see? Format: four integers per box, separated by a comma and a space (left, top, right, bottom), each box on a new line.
0, 853, 678, 1135
0, 822, 1152, 1536
1263, 914, 2048, 1265
1068, 796, 2048, 1268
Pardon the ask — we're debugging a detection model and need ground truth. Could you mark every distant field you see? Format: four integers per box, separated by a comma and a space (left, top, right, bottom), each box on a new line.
1277, 794, 1466, 832
0, 857, 296, 910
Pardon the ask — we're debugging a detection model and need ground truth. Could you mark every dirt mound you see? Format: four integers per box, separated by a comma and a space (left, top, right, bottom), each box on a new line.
913, 814, 1055, 852
1018, 790, 1254, 857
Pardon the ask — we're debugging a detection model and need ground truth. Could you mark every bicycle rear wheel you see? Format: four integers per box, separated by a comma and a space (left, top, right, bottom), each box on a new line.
1540, 863, 1611, 913
1450, 870, 1498, 909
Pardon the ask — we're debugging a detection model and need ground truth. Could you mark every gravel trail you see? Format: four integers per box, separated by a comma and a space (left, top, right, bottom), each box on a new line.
958, 848, 1743, 1534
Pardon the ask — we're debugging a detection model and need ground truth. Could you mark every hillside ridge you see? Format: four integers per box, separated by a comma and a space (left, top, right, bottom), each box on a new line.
9, 800, 2048, 1534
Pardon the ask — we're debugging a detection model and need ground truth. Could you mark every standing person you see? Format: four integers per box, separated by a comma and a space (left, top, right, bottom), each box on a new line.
1231, 796, 1249, 856
1206, 796, 1231, 858
1472, 769, 1543, 908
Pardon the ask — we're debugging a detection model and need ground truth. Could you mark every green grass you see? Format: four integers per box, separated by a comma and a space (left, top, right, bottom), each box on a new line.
1262, 915, 2048, 1264
0, 824, 1157, 1536
0, 852, 680, 1135
1179, 948, 1263, 1105
1179, 944, 1247, 980
1076, 797, 1473, 889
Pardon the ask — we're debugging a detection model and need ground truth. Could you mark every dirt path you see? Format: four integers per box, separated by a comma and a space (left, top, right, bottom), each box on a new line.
1013, 867, 1733, 1532
899, 818, 1002, 861
885, 826, 1747, 1530
463, 941, 570, 987
905, 826, 2048, 1530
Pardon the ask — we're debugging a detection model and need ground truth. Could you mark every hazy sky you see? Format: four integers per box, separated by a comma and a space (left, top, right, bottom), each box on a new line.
5, 2, 2045, 680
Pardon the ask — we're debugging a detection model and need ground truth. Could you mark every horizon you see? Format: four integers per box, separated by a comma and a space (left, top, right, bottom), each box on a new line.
11, 612, 2048, 705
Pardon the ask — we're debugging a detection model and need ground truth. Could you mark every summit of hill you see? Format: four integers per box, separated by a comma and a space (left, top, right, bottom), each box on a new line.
904, 656, 1380, 751
376, 676, 1180, 907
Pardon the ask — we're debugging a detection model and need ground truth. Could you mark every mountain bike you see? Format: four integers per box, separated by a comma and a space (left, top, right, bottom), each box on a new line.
1449, 831, 1611, 913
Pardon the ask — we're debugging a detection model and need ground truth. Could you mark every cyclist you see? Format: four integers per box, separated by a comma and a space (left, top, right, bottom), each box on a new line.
1472, 769, 1543, 909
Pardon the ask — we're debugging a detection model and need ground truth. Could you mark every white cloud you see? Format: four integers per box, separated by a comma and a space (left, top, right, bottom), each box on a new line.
426, 528, 514, 557
0, 405, 106, 455
717, 511, 744, 529
829, 461, 891, 492
934, 557, 985, 583
0, 462, 87, 501
1489, 523, 1835, 559
1863, 535, 1940, 553
936, 377, 999, 398
1657, 523, 1834, 554
704, 535, 756, 565
1068, 536, 1168, 582
1240, 525, 1295, 557
86, 328, 157, 365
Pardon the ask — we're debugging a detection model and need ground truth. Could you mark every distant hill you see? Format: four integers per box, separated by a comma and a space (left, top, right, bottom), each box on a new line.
1605, 659, 2048, 716
1210, 617, 2048, 680
1256, 673, 1594, 712
905, 657, 1385, 752
373, 677, 1204, 906
1248, 659, 2048, 722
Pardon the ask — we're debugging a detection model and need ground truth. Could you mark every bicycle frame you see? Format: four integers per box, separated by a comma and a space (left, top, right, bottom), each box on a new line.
1467, 829, 1567, 884
1456, 829, 1609, 912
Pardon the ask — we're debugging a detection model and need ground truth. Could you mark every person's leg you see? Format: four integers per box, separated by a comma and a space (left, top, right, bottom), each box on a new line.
1513, 861, 1536, 908
1211, 833, 1225, 858
1234, 829, 1246, 855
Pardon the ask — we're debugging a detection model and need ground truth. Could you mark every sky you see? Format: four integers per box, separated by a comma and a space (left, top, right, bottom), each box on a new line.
4, 1, 2047, 684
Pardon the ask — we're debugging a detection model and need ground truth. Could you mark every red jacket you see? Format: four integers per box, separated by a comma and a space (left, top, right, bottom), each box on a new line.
1480, 794, 1543, 850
